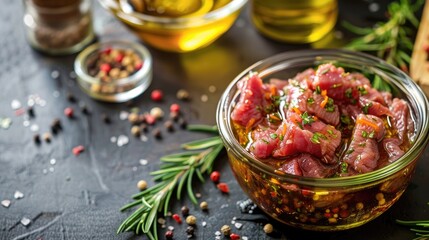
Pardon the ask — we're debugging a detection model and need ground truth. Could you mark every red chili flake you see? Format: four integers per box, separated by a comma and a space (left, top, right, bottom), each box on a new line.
100, 63, 111, 73
270, 191, 277, 198
331, 207, 339, 214
64, 107, 74, 118
324, 212, 332, 218
217, 183, 229, 193
145, 114, 156, 125
14, 108, 26, 116
72, 145, 85, 156
172, 214, 182, 224
170, 103, 180, 113
135, 61, 143, 70
115, 54, 124, 63
151, 90, 163, 102
210, 171, 220, 183
230, 233, 240, 240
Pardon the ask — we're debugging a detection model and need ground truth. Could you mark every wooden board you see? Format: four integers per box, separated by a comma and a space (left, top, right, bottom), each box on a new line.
410, 0, 429, 96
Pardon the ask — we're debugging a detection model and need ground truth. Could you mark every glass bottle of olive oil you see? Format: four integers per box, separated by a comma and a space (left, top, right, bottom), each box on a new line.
251, 0, 338, 43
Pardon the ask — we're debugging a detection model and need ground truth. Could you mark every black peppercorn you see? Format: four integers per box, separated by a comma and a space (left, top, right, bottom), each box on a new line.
27, 107, 35, 118
101, 113, 111, 124
179, 118, 187, 129
81, 104, 90, 115
186, 226, 195, 235
33, 134, 41, 144
152, 128, 162, 139
67, 93, 77, 103
164, 120, 174, 132
181, 206, 189, 216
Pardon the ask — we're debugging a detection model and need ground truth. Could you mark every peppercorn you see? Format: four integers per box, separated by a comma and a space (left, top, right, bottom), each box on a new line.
81, 104, 90, 115
220, 225, 231, 236
165, 230, 174, 239
145, 114, 156, 125
181, 206, 189, 216
64, 107, 74, 118
101, 113, 111, 124
185, 215, 197, 225
33, 134, 41, 144
199, 201, 208, 211
51, 118, 62, 134
151, 89, 163, 102
263, 223, 274, 234
27, 107, 35, 118
140, 123, 148, 132
128, 112, 140, 124
176, 89, 190, 101
152, 128, 162, 139
131, 126, 141, 137
67, 93, 77, 103
43, 132, 52, 143
186, 226, 195, 236
164, 120, 174, 132
170, 111, 180, 121
137, 180, 147, 190
210, 171, 220, 183
172, 214, 182, 224
170, 103, 180, 113
178, 118, 187, 129
150, 107, 164, 119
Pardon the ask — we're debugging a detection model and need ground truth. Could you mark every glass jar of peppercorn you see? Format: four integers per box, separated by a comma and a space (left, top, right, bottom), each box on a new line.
23, 0, 95, 55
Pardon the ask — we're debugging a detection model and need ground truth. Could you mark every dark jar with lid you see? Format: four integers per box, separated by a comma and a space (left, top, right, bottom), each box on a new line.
23, 0, 95, 55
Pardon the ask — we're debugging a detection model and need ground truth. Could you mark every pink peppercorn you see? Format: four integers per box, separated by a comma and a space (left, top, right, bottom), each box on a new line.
64, 107, 74, 118
170, 103, 180, 113
210, 171, 220, 183
145, 114, 156, 125
115, 54, 124, 63
217, 183, 229, 193
151, 90, 163, 102
72, 145, 85, 156
230, 233, 240, 240
102, 47, 112, 55
165, 230, 174, 239
172, 214, 182, 224
100, 63, 111, 73
135, 61, 143, 70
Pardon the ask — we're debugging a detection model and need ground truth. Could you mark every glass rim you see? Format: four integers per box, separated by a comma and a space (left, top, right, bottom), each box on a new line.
74, 40, 152, 86
216, 49, 429, 188
98, 0, 248, 26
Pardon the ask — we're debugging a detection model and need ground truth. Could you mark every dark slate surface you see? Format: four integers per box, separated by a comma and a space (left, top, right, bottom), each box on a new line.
1, 0, 428, 240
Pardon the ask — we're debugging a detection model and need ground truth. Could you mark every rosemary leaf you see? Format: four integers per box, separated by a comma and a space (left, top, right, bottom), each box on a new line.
187, 124, 219, 133
117, 125, 224, 239
182, 136, 223, 150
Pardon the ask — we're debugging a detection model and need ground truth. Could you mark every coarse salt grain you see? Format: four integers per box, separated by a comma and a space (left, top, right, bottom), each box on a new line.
110, 136, 117, 143
11, 100, 21, 110
1, 200, 11, 208
49, 167, 55, 172
50, 158, 56, 165
51, 70, 60, 79
202, 221, 207, 227
201, 94, 208, 102
14, 191, 24, 199
139, 159, 148, 165
140, 135, 148, 142
20, 217, 31, 226
215, 231, 221, 236
234, 222, 243, 229
23, 120, 30, 127
117, 135, 129, 147
0, 118, 12, 129
119, 111, 129, 120
30, 124, 39, 132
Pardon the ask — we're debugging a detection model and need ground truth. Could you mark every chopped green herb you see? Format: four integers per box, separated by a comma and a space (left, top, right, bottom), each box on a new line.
301, 112, 315, 125
270, 133, 278, 139
324, 98, 335, 112
358, 142, 366, 147
362, 102, 373, 114
345, 88, 353, 98
279, 135, 284, 141
315, 86, 321, 94
341, 115, 352, 125
357, 86, 368, 95
307, 97, 315, 104
362, 130, 369, 138
310, 132, 327, 144
332, 83, 343, 88
320, 68, 329, 75
368, 131, 375, 138
262, 139, 269, 144
346, 148, 354, 154
341, 162, 348, 173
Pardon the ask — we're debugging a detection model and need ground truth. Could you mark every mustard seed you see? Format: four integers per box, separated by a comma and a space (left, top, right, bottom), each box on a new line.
263, 223, 273, 234
220, 225, 231, 236
131, 126, 141, 137
185, 215, 197, 225
128, 112, 140, 124
199, 201, 208, 210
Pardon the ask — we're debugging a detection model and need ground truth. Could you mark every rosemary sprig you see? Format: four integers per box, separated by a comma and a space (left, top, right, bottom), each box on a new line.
117, 125, 223, 240
344, 0, 424, 72
396, 202, 429, 240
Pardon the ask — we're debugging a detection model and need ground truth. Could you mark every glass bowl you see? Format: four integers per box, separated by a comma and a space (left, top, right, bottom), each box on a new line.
98, 0, 248, 52
216, 49, 429, 231
74, 40, 152, 102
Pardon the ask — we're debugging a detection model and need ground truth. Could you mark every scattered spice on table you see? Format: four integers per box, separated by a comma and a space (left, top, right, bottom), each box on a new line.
186, 215, 197, 225
137, 180, 147, 190
172, 214, 182, 224
72, 145, 85, 156
199, 201, 208, 211
151, 89, 163, 102
1, 200, 11, 208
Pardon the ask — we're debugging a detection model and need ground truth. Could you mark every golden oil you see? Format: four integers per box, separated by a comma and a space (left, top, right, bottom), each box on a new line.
119, 0, 239, 52
251, 0, 338, 43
